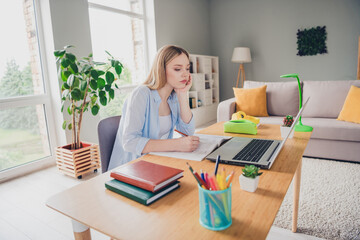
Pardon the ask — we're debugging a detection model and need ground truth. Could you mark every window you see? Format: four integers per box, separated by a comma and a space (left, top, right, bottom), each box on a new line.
0, 0, 56, 175
88, 0, 151, 119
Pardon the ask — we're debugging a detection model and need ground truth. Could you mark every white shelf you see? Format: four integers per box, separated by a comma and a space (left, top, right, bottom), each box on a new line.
188, 54, 219, 127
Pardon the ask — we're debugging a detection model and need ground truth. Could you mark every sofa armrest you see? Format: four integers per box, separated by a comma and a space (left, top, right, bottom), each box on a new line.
217, 98, 236, 122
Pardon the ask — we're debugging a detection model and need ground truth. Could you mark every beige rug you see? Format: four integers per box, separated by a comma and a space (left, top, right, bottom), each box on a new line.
273, 157, 360, 240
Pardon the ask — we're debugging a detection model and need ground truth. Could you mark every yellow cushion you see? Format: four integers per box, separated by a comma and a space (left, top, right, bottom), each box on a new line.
337, 85, 360, 124
233, 85, 269, 117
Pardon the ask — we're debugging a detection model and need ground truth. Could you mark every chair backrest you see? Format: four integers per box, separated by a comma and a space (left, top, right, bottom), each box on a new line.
97, 115, 121, 173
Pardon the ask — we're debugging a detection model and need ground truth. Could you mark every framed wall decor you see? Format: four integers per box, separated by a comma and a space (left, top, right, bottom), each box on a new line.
297, 26, 328, 56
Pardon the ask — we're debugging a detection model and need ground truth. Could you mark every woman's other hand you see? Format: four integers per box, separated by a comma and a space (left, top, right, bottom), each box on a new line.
177, 135, 199, 152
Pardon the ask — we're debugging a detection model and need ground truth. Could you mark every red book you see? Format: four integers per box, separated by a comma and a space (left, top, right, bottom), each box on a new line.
110, 160, 184, 192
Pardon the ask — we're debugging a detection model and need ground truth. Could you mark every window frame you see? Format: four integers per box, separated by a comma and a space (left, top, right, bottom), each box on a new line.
0, 0, 58, 182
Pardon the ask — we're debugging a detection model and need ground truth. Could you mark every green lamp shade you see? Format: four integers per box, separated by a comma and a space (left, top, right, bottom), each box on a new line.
280, 73, 313, 132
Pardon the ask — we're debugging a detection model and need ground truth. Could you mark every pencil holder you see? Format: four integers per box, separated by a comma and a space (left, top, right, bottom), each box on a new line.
198, 184, 232, 231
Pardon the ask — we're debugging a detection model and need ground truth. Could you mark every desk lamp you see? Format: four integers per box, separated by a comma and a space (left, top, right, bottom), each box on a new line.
280, 73, 313, 132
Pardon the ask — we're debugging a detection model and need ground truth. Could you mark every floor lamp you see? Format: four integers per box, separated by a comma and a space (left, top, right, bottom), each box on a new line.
280, 73, 313, 132
232, 47, 252, 88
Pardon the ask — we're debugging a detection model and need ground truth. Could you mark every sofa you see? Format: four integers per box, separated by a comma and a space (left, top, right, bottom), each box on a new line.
217, 80, 360, 163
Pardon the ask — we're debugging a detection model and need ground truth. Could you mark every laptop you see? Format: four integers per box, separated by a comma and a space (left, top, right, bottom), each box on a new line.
206, 98, 309, 169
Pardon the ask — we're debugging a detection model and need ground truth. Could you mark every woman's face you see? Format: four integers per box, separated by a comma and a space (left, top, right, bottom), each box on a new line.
165, 53, 190, 89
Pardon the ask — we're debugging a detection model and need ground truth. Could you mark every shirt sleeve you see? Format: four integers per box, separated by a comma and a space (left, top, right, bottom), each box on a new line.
175, 110, 195, 136
121, 88, 150, 155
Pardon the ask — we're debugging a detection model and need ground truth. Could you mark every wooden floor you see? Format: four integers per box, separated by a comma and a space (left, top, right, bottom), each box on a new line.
0, 121, 322, 240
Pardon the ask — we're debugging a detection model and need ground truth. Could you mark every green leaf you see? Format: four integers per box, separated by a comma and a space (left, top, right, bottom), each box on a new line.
97, 70, 105, 76
61, 58, 70, 68
68, 123, 72, 130
99, 96, 107, 106
61, 102, 65, 112
109, 89, 115, 99
91, 95, 97, 105
97, 78, 106, 89
105, 84, 111, 91
70, 63, 78, 73
90, 69, 99, 80
65, 53, 76, 63
88, 53, 93, 58
61, 70, 71, 82
99, 90, 106, 98
105, 72, 114, 84
115, 65, 122, 75
91, 104, 99, 115
82, 64, 92, 73
63, 83, 70, 89
67, 106, 73, 115
62, 89, 69, 98
54, 50, 65, 57
80, 80, 87, 91
67, 74, 75, 87
90, 80, 97, 90
62, 121, 67, 130
105, 50, 113, 58
70, 88, 81, 101
115, 83, 119, 89
64, 45, 74, 50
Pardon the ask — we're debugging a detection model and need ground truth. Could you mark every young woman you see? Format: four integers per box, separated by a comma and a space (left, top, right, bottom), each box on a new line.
108, 45, 200, 170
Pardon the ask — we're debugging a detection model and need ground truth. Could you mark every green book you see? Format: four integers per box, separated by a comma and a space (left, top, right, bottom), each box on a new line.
105, 179, 180, 206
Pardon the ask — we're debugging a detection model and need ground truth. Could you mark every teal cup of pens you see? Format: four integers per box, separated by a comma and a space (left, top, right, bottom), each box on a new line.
198, 184, 232, 231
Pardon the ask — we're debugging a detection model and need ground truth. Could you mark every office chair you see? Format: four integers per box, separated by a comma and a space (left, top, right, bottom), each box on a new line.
97, 115, 121, 173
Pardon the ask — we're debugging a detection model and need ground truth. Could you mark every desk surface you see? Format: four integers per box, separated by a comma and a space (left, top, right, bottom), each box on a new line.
47, 123, 311, 240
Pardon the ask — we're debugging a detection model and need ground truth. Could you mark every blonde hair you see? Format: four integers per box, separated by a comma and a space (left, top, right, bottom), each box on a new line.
144, 45, 189, 90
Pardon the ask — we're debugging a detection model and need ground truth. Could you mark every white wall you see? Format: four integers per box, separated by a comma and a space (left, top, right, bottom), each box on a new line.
154, 0, 211, 54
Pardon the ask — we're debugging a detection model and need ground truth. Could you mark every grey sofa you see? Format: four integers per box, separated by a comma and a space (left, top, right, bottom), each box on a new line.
217, 80, 360, 163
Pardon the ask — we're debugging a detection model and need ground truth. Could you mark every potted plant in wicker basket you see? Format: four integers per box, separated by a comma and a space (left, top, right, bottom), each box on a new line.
280, 115, 294, 139
239, 165, 263, 192
54, 45, 123, 179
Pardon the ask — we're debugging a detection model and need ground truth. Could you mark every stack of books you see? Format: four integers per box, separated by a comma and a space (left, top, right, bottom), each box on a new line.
105, 160, 183, 206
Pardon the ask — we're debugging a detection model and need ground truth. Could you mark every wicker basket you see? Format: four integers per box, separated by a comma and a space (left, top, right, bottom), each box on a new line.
56, 142, 100, 179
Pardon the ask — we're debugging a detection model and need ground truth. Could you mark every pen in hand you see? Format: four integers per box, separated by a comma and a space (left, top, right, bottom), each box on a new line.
175, 129, 188, 137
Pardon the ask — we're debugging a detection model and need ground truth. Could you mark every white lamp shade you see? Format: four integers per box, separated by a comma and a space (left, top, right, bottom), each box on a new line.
231, 47, 252, 63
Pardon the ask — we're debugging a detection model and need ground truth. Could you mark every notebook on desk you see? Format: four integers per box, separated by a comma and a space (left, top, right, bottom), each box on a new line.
206, 98, 309, 169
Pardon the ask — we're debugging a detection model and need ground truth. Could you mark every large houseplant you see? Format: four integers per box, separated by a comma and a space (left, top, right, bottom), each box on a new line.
55, 45, 123, 149
54, 45, 123, 178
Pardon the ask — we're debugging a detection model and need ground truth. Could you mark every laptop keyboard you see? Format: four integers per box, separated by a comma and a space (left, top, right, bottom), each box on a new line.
233, 139, 274, 162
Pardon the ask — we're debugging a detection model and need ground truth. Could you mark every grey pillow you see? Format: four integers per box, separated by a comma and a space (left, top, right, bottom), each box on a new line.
302, 80, 360, 118
244, 81, 299, 116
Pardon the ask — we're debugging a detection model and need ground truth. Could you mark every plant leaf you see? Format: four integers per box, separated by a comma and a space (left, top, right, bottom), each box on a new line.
105, 71, 114, 84
97, 78, 106, 89
68, 123, 72, 130
54, 50, 65, 57
97, 70, 105, 76
64, 45, 74, 50
90, 69, 99, 80
91, 104, 99, 115
115, 65, 122, 75
70, 88, 81, 101
99, 90, 106, 98
99, 96, 107, 106
90, 80, 97, 90
62, 121, 67, 130
67, 106, 72, 115
67, 74, 75, 87
70, 63, 78, 73
80, 80, 87, 91
61, 58, 70, 68
109, 89, 115, 99
65, 53, 76, 63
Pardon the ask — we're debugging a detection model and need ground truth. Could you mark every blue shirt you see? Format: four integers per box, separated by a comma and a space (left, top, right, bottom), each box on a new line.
108, 85, 195, 170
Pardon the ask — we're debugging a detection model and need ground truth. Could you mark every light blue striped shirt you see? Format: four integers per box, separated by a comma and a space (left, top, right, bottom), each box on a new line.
108, 85, 195, 170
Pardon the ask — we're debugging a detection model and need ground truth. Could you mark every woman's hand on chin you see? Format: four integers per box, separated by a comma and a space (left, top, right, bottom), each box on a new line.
174, 75, 192, 95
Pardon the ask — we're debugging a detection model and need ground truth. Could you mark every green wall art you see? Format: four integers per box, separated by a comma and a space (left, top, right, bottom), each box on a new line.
296, 26, 328, 56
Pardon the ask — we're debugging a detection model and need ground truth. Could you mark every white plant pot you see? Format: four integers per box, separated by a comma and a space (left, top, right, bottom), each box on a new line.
280, 126, 294, 139
239, 175, 259, 192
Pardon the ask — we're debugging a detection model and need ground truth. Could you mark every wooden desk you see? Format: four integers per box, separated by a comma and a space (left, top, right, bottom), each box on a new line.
46, 123, 311, 240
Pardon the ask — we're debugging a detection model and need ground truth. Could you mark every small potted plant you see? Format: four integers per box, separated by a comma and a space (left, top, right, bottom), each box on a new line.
54, 45, 123, 178
280, 115, 294, 139
239, 165, 263, 192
